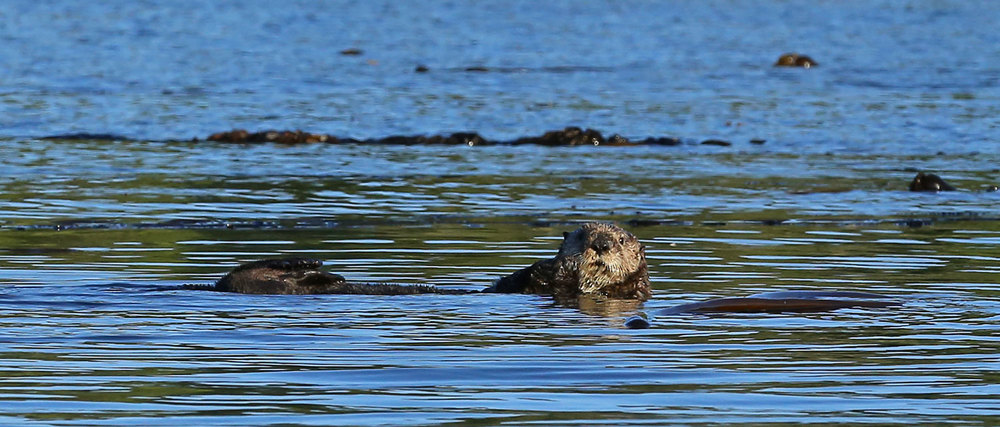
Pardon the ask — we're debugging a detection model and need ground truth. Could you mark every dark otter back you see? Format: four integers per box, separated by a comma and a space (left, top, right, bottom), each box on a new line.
909, 172, 956, 192
211, 258, 354, 294
487, 258, 556, 294
203, 258, 475, 295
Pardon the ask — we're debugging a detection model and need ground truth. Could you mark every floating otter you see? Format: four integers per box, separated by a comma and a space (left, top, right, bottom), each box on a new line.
189, 223, 651, 301
909, 172, 956, 192
774, 53, 817, 68
187, 225, 903, 328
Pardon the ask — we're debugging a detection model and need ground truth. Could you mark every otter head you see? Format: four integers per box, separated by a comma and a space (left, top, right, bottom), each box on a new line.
557, 223, 650, 298
775, 53, 817, 68
909, 172, 956, 192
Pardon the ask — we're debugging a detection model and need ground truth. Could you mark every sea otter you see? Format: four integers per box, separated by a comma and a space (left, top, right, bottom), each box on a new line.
189, 223, 651, 300
485, 222, 651, 300
909, 172, 956, 192
187, 225, 902, 328
774, 53, 818, 68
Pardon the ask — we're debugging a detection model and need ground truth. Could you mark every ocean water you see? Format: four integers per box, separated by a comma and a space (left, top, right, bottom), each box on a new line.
1, 1, 999, 425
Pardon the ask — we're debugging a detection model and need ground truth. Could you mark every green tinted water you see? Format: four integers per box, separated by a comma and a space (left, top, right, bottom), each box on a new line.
2, 151, 999, 424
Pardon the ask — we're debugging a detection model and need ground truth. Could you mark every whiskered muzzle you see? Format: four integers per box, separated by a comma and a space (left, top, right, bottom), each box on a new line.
577, 254, 629, 293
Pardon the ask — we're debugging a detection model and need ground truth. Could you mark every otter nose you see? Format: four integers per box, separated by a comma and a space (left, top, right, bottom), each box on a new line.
591, 237, 613, 254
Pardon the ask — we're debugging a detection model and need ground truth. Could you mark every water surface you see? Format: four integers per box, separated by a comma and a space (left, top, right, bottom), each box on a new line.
2, 1, 1000, 425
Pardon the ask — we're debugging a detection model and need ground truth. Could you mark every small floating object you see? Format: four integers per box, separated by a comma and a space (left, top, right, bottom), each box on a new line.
909, 172, 956, 192
700, 139, 732, 147
40, 133, 128, 141
639, 136, 682, 146
340, 48, 363, 56
774, 53, 818, 68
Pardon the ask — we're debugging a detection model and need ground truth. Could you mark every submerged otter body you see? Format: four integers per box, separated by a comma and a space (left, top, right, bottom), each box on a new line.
487, 223, 651, 301
656, 291, 899, 315
624, 291, 900, 329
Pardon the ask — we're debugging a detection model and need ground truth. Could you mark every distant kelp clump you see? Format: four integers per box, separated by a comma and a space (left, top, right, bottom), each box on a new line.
196, 127, 733, 147
36, 127, 762, 147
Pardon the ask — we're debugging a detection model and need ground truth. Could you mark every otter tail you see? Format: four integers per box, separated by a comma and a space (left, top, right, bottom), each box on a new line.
321, 282, 479, 295
182, 281, 478, 295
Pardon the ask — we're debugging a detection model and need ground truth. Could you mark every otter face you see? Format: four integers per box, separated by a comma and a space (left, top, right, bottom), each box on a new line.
558, 223, 646, 294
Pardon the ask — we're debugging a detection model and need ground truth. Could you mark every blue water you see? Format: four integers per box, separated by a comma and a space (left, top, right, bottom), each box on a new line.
3, 1, 998, 150
2, 1, 1000, 425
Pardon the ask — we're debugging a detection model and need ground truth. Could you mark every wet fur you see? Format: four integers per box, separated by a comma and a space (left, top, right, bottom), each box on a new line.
487, 223, 651, 300
909, 172, 956, 192
187, 258, 470, 295
774, 53, 817, 68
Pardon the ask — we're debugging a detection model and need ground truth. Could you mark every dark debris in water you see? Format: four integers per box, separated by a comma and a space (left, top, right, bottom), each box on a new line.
40, 133, 129, 141
453, 65, 617, 74
189, 128, 805, 148
13, 219, 284, 232
33, 127, 809, 148
199, 127, 642, 147
700, 139, 732, 147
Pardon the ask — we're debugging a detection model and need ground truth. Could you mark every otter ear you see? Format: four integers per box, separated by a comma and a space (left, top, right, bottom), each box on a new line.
563, 231, 570, 239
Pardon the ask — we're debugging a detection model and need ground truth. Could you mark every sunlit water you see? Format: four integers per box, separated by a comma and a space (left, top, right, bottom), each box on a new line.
2, 0, 1000, 425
